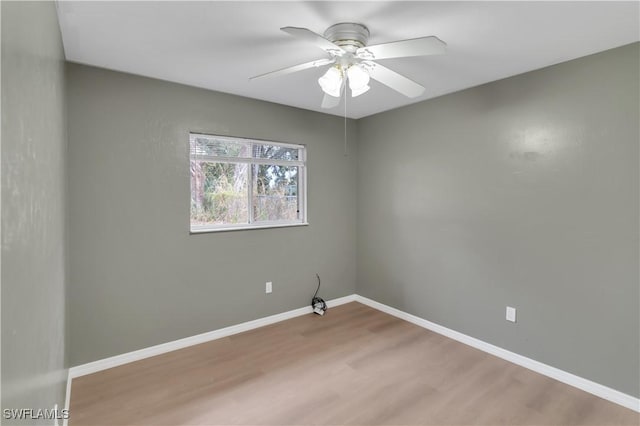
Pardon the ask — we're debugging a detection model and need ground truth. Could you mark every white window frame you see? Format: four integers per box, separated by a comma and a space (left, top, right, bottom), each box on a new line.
189, 133, 308, 233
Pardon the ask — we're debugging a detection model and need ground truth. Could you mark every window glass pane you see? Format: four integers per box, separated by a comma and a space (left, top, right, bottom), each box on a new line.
252, 144, 299, 161
190, 134, 251, 158
189, 133, 305, 232
191, 161, 248, 226
252, 164, 299, 222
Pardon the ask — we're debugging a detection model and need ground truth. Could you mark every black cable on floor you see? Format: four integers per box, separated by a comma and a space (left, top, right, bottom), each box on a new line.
312, 273, 327, 315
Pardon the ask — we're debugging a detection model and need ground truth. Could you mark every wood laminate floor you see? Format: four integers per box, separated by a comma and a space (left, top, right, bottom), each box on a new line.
70, 302, 639, 425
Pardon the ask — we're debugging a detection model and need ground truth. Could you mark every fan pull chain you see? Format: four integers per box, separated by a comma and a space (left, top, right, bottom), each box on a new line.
344, 83, 348, 156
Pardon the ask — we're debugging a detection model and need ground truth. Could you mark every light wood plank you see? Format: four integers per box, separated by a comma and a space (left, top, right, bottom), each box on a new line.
70, 302, 639, 425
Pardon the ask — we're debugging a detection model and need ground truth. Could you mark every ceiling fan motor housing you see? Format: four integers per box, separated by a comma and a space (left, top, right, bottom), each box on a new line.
324, 23, 370, 52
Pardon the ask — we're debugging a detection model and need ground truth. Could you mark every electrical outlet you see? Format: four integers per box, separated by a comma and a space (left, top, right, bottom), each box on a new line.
265, 281, 272, 294
506, 306, 516, 323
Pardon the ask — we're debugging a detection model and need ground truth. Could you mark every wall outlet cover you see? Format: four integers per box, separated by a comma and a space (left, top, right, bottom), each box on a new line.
506, 306, 516, 322
265, 282, 272, 294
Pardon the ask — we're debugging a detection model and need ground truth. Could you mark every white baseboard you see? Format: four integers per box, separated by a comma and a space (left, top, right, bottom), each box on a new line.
63, 369, 71, 426
68, 294, 356, 379
354, 295, 640, 413
65, 293, 639, 415
63, 294, 356, 418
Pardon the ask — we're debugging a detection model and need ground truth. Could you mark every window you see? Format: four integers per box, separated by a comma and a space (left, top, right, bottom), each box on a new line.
190, 133, 307, 232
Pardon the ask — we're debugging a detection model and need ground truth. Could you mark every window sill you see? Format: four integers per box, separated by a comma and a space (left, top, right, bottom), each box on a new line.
190, 222, 309, 234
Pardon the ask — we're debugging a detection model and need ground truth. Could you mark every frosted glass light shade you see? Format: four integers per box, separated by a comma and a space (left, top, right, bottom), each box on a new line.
351, 85, 370, 97
347, 64, 370, 97
318, 67, 343, 98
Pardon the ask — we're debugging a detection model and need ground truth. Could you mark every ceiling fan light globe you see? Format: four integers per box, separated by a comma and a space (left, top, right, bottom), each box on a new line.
347, 64, 370, 92
351, 84, 370, 97
319, 82, 342, 98
318, 67, 343, 98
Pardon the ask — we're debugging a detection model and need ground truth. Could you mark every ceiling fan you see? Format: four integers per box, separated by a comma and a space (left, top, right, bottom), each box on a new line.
250, 23, 446, 109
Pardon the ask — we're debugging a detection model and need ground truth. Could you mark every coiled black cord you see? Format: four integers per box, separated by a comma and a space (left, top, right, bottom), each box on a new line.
311, 273, 327, 314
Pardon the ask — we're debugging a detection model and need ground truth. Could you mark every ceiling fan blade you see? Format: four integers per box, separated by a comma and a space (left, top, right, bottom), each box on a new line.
321, 93, 341, 109
357, 36, 446, 60
250, 58, 334, 80
281, 27, 345, 55
365, 62, 425, 98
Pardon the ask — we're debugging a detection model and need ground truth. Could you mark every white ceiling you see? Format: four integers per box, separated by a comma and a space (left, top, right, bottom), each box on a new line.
56, 1, 639, 119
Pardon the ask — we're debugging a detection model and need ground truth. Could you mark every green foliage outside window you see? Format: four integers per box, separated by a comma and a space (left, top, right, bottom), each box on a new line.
190, 136, 303, 228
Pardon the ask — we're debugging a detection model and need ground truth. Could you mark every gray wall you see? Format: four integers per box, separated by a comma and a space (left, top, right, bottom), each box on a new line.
65, 41, 638, 399
67, 64, 358, 366
357, 43, 639, 397
1, 0, 68, 419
